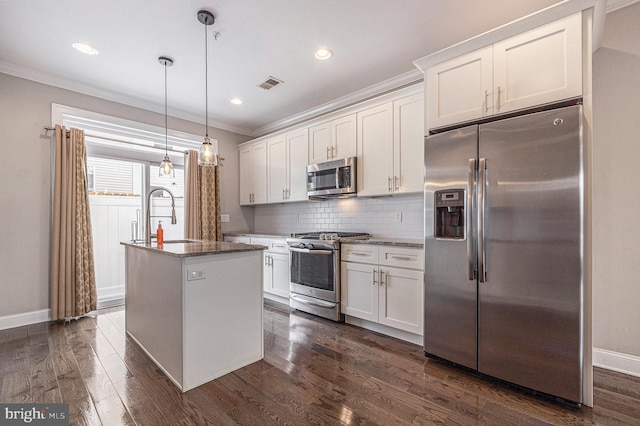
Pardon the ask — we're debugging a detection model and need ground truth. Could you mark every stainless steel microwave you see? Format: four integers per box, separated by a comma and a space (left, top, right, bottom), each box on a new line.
307, 157, 357, 198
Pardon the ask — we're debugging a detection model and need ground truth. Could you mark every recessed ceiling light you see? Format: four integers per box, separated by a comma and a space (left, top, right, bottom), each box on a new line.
230, 97, 243, 105
315, 48, 333, 60
72, 42, 99, 55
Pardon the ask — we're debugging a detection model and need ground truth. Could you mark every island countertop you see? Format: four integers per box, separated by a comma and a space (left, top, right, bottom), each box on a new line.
121, 240, 267, 258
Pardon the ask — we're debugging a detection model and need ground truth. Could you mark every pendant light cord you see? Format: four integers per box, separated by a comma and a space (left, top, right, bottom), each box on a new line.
204, 22, 209, 139
164, 62, 168, 155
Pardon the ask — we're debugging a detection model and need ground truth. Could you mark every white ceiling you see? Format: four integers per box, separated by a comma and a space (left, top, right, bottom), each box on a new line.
0, 0, 629, 136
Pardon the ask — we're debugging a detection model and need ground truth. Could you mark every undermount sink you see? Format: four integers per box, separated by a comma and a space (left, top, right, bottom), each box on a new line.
162, 239, 202, 244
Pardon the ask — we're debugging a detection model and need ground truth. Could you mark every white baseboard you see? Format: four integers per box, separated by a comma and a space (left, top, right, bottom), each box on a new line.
0, 309, 51, 330
593, 347, 640, 378
345, 316, 422, 346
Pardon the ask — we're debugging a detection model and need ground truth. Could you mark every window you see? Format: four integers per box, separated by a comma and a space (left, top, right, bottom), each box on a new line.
52, 104, 213, 307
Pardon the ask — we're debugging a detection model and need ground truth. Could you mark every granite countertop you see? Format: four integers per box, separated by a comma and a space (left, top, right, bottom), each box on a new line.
223, 231, 290, 239
341, 237, 424, 248
121, 240, 267, 258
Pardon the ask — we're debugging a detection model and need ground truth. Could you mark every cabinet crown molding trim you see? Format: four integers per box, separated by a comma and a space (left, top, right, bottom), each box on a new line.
413, 0, 606, 72
253, 69, 423, 137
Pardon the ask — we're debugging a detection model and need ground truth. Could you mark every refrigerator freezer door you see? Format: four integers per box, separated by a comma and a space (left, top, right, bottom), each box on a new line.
424, 125, 478, 369
477, 105, 583, 402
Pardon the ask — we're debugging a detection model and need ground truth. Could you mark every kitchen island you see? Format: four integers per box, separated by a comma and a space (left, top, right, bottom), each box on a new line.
121, 240, 266, 392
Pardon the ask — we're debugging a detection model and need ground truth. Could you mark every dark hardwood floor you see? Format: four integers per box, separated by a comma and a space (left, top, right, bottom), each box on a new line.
1, 302, 639, 425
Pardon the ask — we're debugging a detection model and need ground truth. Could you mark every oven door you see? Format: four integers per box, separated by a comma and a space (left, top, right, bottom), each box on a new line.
289, 247, 339, 302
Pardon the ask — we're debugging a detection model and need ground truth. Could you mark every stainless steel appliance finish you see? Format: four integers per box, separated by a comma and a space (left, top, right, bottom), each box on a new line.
306, 157, 357, 198
424, 105, 584, 403
288, 231, 370, 321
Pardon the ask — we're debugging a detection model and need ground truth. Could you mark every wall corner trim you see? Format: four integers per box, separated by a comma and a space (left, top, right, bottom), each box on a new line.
593, 347, 640, 378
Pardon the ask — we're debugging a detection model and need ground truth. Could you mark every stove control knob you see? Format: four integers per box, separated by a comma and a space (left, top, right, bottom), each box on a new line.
319, 233, 326, 240
329, 233, 339, 241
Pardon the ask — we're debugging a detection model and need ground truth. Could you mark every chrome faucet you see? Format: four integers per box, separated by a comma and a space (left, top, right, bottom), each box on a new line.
145, 187, 177, 244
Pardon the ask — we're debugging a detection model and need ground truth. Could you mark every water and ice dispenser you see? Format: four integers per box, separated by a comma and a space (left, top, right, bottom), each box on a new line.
435, 189, 465, 240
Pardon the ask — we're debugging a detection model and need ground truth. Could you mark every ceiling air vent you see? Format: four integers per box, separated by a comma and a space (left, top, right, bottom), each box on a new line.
258, 76, 284, 90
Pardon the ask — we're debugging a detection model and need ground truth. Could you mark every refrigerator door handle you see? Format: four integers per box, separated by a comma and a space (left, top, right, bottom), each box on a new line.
478, 158, 487, 282
468, 158, 477, 281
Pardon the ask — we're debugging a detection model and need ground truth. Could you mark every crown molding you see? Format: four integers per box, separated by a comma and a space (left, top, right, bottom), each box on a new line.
252, 69, 424, 137
606, 0, 640, 12
0, 61, 254, 136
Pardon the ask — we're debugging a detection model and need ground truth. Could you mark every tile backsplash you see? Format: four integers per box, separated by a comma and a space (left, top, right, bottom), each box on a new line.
254, 194, 424, 239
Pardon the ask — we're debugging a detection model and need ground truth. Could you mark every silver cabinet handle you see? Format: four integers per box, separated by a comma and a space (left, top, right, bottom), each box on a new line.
395, 176, 400, 191
326, 146, 330, 160
390, 255, 412, 261
350, 252, 369, 257
496, 86, 501, 111
388, 177, 392, 191
484, 90, 489, 113
478, 158, 487, 283
372, 268, 377, 285
286, 189, 290, 199
380, 270, 385, 286
331, 145, 336, 158
468, 158, 477, 281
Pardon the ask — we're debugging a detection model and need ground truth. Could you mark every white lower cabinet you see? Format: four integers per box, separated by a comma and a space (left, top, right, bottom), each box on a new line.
226, 236, 290, 300
262, 248, 290, 299
341, 244, 424, 335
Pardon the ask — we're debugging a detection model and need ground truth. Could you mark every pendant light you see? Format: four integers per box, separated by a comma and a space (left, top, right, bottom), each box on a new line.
158, 56, 175, 178
197, 10, 218, 166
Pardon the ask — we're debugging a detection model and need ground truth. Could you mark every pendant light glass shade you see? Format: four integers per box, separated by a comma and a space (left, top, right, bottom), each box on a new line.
198, 136, 217, 166
198, 10, 218, 167
159, 154, 175, 177
158, 56, 175, 178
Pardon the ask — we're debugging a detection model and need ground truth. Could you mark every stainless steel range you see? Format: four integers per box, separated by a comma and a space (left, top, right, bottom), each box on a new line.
287, 231, 370, 321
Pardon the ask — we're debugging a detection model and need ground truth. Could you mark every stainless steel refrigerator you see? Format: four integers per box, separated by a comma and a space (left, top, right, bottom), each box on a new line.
424, 104, 584, 403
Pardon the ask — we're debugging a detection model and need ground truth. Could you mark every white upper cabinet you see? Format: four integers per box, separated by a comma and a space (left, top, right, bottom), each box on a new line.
308, 114, 356, 163
357, 102, 394, 197
239, 142, 267, 206
427, 47, 493, 129
285, 128, 309, 202
357, 92, 424, 197
426, 13, 582, 129
266, 135, 287, 203
393, 93, 424, 194
265, 128, 309, 204
493, 13, 582, 114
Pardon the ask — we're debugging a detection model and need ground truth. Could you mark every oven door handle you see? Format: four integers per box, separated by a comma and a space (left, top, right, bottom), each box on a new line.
290, 293, 336, 309
288, 247, 334, 255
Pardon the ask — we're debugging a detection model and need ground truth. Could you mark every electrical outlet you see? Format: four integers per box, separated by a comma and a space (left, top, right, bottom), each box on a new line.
395, 212, 403, 223
221, 214, 230, 223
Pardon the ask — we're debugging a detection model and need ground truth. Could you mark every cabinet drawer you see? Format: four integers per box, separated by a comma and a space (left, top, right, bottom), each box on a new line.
225, 236, 251, 244
268, 239, 289, 254
379, 246, 423, 270
250, 237, 271, 247
341, 244, 378, 264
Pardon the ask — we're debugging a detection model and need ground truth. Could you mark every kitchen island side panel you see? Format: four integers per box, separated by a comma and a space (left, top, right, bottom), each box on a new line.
125, 246, 183, 386
183, 251, 264, 390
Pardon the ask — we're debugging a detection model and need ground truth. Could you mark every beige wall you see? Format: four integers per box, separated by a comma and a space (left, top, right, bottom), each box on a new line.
0, 73, 253, 318
592, 3, 640, 357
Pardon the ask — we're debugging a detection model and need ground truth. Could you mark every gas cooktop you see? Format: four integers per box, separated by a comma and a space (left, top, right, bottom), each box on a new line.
288, 231, 371, 241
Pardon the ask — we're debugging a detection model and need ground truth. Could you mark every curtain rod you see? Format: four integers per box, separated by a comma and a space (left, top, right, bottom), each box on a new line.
43, 126, 225, 161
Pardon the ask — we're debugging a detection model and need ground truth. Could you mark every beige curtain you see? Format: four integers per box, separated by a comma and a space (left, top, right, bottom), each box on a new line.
50, 125, 97, 321
185, 150, 222, 241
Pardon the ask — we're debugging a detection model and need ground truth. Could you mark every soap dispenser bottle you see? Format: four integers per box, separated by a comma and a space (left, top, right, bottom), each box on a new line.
156, 221, 164, 244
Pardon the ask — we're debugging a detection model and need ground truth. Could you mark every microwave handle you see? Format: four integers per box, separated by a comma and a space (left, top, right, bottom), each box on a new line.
288, 247, 334, 255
